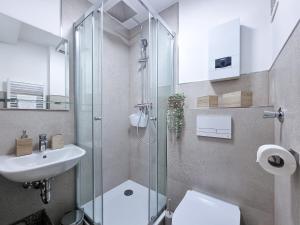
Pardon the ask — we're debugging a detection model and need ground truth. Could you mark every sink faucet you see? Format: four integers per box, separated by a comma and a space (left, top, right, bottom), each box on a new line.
39, 134, 48, 152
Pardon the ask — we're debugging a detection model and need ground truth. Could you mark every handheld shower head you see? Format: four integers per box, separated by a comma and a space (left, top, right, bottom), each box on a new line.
140, 38, 148, 49
140, 38, 148, 61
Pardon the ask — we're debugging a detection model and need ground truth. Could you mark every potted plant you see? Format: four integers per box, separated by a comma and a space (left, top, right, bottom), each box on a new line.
167, 93, 185, 138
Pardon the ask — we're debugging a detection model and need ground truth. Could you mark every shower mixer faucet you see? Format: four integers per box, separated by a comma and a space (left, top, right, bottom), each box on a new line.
135, 103, 152, 113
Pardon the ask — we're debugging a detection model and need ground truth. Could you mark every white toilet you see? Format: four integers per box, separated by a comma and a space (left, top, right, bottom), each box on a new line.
172, 190, 240, 225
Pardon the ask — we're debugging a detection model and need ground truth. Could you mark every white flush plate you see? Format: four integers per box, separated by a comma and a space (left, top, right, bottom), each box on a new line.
197, 115, 232, 139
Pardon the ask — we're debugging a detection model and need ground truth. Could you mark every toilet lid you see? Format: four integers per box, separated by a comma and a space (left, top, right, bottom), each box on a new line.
172, 191, 240, 225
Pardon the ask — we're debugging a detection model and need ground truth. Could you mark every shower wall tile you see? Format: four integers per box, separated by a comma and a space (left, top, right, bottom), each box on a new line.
269, 21, 300, 225
130, 158, 149, 187
128, 21, 150, 186
102, 29, 131, 193
128, 2, 179, 190
168, 107, 274, 225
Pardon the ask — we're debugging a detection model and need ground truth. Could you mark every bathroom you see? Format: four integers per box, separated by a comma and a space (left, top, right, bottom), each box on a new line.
0, 0, 299, 225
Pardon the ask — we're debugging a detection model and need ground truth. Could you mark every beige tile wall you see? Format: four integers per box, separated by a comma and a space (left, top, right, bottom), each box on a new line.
269, 21, 300, 225
102, 30, 130, 193
167, 107, 274, 225
0, 1, 91, 224
127, 4, 276, 225
0, 2, 291, 225
179, 71, 270, 109
158, 3, 275, 225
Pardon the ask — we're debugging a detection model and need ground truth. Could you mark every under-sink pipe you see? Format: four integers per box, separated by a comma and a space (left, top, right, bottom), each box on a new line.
40, 179, 51, 204
23, 179, 51, 204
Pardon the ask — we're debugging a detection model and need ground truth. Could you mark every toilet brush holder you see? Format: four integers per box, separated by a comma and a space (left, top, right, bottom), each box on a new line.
165, 198, 173, 225
165, 210, 173, 225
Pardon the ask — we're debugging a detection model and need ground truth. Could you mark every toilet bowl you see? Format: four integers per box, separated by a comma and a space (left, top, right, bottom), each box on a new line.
172, 190, 240, 225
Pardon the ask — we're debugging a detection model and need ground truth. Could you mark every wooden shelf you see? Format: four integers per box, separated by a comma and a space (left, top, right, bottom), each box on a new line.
189, 105, 274, 110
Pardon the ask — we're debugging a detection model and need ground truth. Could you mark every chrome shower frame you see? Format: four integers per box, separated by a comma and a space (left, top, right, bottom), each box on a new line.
74, 1, 176, 224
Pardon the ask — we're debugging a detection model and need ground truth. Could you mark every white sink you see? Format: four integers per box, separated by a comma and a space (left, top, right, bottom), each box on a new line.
0, 144, 86, 182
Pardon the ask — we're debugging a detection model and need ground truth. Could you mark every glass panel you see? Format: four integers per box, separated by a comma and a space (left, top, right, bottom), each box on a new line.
75, 13, 94, 221
149, 16, 158, 223
156, 21, 174, 213
75, 2, 173, 225
75, 8, 103, 225
149, 18, 174, 223
93, 8, 103, 225
101, 5, 151, 225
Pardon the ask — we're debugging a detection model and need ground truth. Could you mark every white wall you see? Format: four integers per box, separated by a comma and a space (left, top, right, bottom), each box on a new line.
0, 0, 60, 36
0, 41, 48, 93
271, 0, 300, 61
49, 47, 66, 96
179, 0, 272, 83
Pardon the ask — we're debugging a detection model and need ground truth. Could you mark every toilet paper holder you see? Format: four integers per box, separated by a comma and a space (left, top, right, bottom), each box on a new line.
268, 149, 297, 168
268, 155, 284, 168
263, 107, 284, 123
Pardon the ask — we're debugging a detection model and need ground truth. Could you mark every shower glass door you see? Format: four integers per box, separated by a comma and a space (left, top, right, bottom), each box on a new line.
75, 1, 174, 224
75, 5, 103, 225
149, 17, 174, 222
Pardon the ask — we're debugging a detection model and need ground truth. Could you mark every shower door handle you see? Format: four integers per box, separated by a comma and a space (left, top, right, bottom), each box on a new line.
94, 116, 102, 121
150, 117, 157, 128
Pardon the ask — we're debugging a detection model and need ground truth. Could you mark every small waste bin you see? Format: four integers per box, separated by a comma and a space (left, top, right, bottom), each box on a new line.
61, 210, 84, 225
11, 209, 53, 225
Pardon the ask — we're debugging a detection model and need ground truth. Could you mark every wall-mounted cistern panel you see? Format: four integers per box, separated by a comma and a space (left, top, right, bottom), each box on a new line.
197, 115, 232, 139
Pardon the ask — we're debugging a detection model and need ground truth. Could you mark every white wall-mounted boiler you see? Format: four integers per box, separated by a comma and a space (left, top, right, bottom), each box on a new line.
208, 19, 240, 81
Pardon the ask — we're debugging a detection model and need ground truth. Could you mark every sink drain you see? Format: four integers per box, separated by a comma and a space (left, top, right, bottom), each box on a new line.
124, 189, 133, 196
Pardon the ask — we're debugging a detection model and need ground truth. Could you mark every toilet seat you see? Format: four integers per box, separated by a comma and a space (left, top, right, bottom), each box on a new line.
172, 190, 240, 225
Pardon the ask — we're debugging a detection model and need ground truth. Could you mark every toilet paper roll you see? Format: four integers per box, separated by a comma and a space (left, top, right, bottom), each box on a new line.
257, 145, 297, 176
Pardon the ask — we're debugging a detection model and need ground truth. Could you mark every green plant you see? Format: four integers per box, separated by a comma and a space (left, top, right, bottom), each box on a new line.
167, 93, 185, 138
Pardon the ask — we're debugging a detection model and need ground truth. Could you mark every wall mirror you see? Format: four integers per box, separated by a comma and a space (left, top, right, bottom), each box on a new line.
0, 12, 69, 111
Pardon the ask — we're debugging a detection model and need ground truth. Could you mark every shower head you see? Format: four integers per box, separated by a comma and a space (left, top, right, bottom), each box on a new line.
140, 38, 148, 49
139, 38, 148, 69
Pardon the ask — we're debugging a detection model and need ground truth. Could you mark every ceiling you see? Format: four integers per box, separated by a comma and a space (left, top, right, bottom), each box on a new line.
88, 0, 178, 29
88, 0, 178, 13
0, 12, 62, 47
141, 0, 178, 13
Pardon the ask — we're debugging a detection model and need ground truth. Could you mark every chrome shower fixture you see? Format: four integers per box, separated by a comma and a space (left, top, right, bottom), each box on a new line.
134, 102, 152, 114
138, 38, 148, 72
140, 38, 148, 57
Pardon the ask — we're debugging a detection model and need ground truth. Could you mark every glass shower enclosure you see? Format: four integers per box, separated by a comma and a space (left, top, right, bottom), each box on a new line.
74, 1, 175, 224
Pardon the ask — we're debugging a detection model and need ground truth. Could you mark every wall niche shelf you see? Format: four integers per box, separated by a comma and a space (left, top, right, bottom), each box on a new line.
189, 105, 274, 110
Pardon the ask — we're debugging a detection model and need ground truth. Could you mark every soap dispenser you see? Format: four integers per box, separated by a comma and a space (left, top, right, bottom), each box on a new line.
16, 130, 33, 156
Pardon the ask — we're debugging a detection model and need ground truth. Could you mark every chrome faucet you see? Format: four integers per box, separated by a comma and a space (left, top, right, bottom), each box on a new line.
39, 134, 48, 152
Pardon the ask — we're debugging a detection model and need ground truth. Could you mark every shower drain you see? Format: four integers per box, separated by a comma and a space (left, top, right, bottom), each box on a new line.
124, 189, 133, 196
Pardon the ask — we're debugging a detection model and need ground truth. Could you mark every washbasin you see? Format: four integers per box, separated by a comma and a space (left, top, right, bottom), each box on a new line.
0, 144, 86, 182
